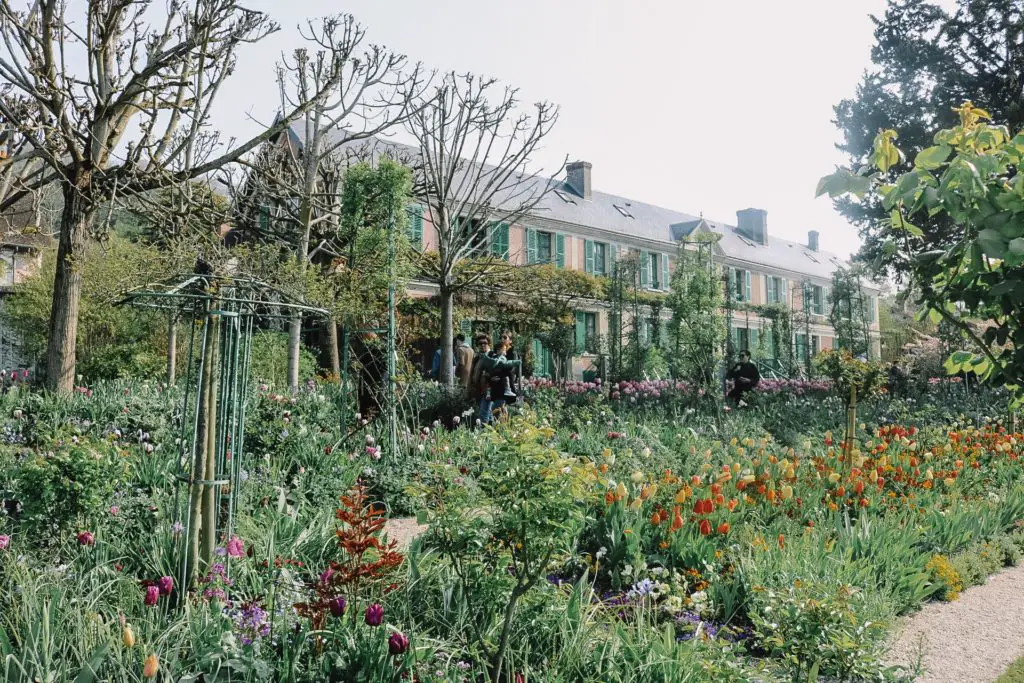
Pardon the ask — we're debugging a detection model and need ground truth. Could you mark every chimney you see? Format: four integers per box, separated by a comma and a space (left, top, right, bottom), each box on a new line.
566, 161, 592, 200
808, 230, 819, 252
736, 208, 768, 245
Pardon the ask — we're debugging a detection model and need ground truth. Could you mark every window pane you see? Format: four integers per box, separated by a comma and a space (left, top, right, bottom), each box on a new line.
537, 231, 553, 262
593, 243, 606, 275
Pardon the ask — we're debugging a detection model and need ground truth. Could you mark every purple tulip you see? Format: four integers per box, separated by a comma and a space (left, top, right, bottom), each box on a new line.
158, 576, 174, 595
364, 603, 384, 626
328, 596, 347, 618
0, 534, 9, 550
388, 631, 409, 655
76, 531, 95, 546
144, 585, 160, 607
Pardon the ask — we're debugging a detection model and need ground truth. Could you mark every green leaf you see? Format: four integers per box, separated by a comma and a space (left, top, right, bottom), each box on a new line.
74, 644, 110, 683
890, 209, 924, 237
915, 145, 951, 170
1009, 238, 1024, 255
977, 228, 1007, 257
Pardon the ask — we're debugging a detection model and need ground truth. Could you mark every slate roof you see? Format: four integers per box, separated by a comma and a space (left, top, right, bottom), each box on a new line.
284, 124, 863, 286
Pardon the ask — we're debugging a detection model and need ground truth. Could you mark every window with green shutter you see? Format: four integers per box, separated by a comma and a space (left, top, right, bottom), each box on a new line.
584, 240, 594, 274
661, 255, 670, 291
575, 312, 586, 354
640, 250, 652, 287
489, 222, 509, 259
406, 205, 424, 247
555, 233, 565, 268
527, 228, 538, 264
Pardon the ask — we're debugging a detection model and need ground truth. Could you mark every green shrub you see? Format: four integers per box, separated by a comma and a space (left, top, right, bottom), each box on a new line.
248, 331, 318, 386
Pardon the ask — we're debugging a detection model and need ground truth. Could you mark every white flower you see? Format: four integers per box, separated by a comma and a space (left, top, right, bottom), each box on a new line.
596, 546, 607, 560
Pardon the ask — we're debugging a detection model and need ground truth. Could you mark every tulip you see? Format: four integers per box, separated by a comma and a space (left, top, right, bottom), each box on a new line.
0, 534, 9, 550
157, 576, 173, 595
122, 625, 136, 648
144, 585, 160, 607
365, 603, 384, 626
698, 519, 712, 536
670, 506, 684, 532
143, 654, 159, 679
387, 631, 409, 655
77, 531, 95, 546
615, 482, 628, 500
515, 674, 525, 683
780, 485, 794, 501
717, 522, 731, 535
777, 534, 785, 549
329, 596, 347, 618
630, 471, 644, 483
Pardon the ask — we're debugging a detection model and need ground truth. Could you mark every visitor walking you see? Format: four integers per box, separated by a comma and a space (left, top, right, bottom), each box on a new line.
726, 350, 760, 406
470, 335, 521, 425
454, 333, 474, 390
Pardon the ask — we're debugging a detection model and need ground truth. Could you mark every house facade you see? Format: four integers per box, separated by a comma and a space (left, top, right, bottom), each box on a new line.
0, 230, 51, 370
404, 160, 881, 379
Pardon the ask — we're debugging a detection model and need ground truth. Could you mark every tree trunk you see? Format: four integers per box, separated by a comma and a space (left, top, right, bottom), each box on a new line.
201, 315, 221, 565
186, 310, 217, 586
326, 319, 341, 381
439, 286, 455, 387
287, 313, 302, 392
46, 177, 94, 393
167, 312, 177, 386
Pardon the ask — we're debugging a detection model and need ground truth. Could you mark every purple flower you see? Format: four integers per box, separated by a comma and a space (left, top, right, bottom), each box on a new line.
170, 521, 184, 535
110, 506, 119, 517
144, 585, 160, 607
387, 631, 409, 655
0, 534, 9, 550
320, 567, 334, 585
233, 603, 270, 645
76, 531, 95, 546
328, 596, 347, 618
158, 576, 174, 595
365, 603, 384, 626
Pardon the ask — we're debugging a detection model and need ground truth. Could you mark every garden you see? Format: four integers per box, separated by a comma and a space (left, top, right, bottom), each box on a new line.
1, 368, 1023, 682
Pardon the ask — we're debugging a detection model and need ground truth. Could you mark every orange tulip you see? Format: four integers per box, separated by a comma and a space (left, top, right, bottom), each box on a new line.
650, 511, 662, 526
670, 506, 684, 532
717, 522, 731, 535
777, 534, 785, 549
699, 519, 712, 536
143, 654, 159, 679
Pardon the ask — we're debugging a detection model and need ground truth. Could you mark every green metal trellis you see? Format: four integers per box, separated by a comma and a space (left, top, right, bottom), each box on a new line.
121, 273, 327, 589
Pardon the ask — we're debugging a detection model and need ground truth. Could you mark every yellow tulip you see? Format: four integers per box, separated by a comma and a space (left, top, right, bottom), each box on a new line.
944, 477, 956, 487
674, 488, 688, 503
828, 472, 841, 484
630, 471, 644, 483
783, 466, 795, 480
641, 447, 652, 458
602, 448, 613, 460
615, 482, 628, 499
924, 468, 934, 481
122, 625, 135, 648
732, 462, 741, 473
781, 485, 794, 501
629, 497, 643, 510
143, 654, 159, 679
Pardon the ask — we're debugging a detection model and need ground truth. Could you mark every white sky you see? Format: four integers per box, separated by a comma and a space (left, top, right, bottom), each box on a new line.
214, 0, 897, 258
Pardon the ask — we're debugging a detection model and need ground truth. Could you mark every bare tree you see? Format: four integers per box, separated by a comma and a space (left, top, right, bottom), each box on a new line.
0, 0, 345, 392
234, 15, 427, 392
406, 72, 561, 387
0, 91, 50, 232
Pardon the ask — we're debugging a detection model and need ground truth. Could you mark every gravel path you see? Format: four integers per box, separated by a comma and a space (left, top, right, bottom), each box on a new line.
384, 517, 427, 551
887, 562, 1024, 682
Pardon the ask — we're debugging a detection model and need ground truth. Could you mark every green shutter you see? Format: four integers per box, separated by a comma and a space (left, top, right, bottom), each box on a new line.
780, 278, 788, 305
640, 251, 651, 287
575, 312, 586, 354
867, 295, 876, 323
745, 270, 752, 303
555, 233, 565, 268
258, 205, 270, 232
532, 339, 542, 375
489, 222, 509, 259
662, 255, 670, 291
527, 228, 538, 264
584, 240, 594, 274
750, 328, 760, 354
407, 205, 424, 247
728, 268, 737, 301
460, 319, 473, 339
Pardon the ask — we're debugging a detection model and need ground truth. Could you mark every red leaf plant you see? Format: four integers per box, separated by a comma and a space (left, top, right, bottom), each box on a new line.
296, 484, 404, 630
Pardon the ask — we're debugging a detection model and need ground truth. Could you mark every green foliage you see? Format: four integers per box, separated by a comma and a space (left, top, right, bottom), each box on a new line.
748, 580, 892, 682
666, 236, 725, 392
10, 439, 129, 537
248, 331, 318, 387
820, 102, 1024, 406
813, 350, 885, 408
3, 236, 180, 383
828, 267, 873, 359
831, 0, 1024, 280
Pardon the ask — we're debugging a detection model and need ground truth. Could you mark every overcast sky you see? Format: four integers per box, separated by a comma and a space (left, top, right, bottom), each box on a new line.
212, 0, 899, 258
